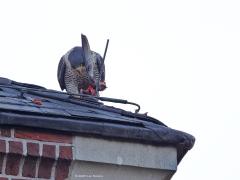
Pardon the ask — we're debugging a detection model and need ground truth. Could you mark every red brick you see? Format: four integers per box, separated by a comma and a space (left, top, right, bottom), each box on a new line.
0, 178, 8, 180
59, 146, 73, 160
55, 160, 71, 180
0, 128, 11, 137
42, 144, 55, 159
9, 141, 23, 155
15, 130, 72, 143
0, 153, 4, 173
38, 158, 54, 179
27, 142, 39, 157
22, 156, 38, 178
5, 154, 22, 175
0, 139, 6, 153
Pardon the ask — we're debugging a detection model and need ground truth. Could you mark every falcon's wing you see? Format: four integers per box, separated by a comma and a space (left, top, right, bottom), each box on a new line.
81, 34, 91, 62
81, 34, 95, 84
57, 56, 66, 90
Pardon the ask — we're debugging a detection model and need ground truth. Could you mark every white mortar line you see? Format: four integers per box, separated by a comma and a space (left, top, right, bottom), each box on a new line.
1, 154, 7, 175
72, 145, 76, 160
68, 161, 75, 179
18, 156, 25, 176
35, 157, 41, 178
39, 143, 43, 157
10, 128, 14, 138
72, 137, 77, 160
50, 160, 57, 180
5, 140, 9, 153
22, 140, 27, 156
0, 155, 3, 175
55, 144, 59, 160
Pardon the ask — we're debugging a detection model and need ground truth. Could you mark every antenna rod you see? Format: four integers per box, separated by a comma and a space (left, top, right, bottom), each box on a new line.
102, 39, 109, 63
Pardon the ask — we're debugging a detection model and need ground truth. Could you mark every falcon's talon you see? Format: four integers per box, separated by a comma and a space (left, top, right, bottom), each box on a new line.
99, 81, 107, 91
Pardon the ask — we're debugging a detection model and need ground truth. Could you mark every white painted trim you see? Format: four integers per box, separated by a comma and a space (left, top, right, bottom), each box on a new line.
73, 136, 177, 170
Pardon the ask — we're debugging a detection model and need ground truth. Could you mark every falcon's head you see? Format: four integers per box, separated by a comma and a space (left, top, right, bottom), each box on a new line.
68, 47, 85, 71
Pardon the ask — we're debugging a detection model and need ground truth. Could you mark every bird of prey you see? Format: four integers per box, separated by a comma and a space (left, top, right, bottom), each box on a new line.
57, 34, 107, 96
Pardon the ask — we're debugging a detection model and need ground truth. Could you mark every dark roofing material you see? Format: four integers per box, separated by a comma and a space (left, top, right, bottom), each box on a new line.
0, 77, 195, 164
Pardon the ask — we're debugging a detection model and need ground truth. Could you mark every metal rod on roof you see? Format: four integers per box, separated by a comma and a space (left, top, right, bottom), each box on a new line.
0, 84, 141, 113
102, 39, 109, 63
98, 97, 141, 113
99, 39, 109, 79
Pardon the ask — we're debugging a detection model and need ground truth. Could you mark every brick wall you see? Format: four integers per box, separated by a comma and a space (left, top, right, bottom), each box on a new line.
0, 127, 73, 180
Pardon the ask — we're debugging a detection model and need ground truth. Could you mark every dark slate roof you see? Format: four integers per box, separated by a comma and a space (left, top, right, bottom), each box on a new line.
0, 77, 195, 164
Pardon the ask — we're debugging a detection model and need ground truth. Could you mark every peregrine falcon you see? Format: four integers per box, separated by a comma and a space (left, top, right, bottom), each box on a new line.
57, 34, 107, 96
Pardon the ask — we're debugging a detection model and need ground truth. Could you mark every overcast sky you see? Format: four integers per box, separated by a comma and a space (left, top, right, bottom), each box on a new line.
0, 0, 240, 179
